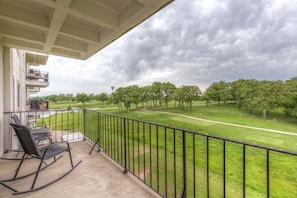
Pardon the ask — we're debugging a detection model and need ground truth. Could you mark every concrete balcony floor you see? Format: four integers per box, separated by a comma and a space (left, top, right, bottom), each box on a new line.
0, 141, 160, 198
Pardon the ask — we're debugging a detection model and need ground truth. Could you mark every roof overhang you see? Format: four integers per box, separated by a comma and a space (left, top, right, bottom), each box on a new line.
26, 52, 49, 66
0, 0, 174, 60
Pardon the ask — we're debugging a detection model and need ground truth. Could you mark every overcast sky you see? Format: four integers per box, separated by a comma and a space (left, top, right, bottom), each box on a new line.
35, 0, 297, 96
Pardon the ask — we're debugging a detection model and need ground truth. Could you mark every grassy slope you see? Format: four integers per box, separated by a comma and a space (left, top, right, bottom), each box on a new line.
47, 101, 297, 197
49, 100, 297, 151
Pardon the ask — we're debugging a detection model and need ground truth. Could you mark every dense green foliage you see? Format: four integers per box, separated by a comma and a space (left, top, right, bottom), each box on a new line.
34, 77, 297, 120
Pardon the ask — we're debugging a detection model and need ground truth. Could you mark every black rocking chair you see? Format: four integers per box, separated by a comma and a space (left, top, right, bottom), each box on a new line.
11, 114, 52, 145
0, 123, 82, 195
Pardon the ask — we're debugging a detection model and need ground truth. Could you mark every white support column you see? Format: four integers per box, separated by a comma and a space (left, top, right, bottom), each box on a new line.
2, 47, 14, 152
0, 44, 3, 156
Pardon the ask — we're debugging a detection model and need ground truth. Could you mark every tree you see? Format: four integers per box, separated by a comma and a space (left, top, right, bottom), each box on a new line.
162, 82, 176, 110
65, 94, 74, 101
172, 85, 201, 111
172, 87, 184, 110
112, 87, 133, 112
56, 94, 66, 102
127, 85, 140, 109
45, 94, 57, 102
76, 93, 89, 108
181, 85, 202, 111
97, 93, 108, 104
88, 93, 95, 101
204, 81, 231, 106
139, 86, 151, 108
230, 79, 249, 109
280, 78, 297, 117
151, 82, 163, 108
249, 80, 284, 119
242, 79, 260, 114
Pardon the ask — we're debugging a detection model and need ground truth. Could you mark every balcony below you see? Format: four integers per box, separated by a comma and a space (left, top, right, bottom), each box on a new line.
0, 141, 160, 198
26, 70, 49, 88
27, 86, 40, 93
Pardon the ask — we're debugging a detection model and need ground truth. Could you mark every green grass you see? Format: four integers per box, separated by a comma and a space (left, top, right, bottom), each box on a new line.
108, 111, 297, 151
45, 101, 297, 197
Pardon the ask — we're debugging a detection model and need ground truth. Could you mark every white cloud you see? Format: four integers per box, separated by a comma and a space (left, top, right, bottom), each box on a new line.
35, 0, 297, 96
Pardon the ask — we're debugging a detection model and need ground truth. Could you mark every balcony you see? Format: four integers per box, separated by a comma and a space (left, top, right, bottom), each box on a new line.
26, 69, 49, 88
2, 110, 297, 197
0, 141, 159, 198
27, 87, 40, 94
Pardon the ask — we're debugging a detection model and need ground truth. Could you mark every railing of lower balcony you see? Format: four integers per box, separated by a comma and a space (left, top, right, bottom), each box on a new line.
3, 110, 297, 197
26, 69, 49, 82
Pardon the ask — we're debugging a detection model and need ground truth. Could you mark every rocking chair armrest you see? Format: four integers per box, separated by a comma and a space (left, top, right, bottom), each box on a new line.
41, 141, 70, 160
42, 141, 71, 152
42, 141, 59, 150
59, 141, 71, 150
31, 128, 51, 134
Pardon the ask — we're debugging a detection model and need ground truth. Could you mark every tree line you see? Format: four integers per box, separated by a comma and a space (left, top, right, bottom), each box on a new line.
35, 77, 297, 119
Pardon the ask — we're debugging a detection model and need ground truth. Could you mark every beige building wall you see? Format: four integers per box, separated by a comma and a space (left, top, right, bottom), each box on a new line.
1, 47, 28, 154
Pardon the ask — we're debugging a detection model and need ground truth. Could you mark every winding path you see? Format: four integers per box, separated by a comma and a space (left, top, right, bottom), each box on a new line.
157, 111, 297, 137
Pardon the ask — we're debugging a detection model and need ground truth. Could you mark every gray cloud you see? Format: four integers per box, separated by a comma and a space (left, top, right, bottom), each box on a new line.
36, 0, 297, 96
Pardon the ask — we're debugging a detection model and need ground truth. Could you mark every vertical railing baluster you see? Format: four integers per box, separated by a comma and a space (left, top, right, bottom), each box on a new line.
116, 116, 119, 161
120, 117, 123, 166
72, 109, 74, 135
55, 110, 58, 141
143, 122, 146, 182
104, 114, 107, 152
165, 127, 168, 198
112, 115, 117, 159
132, 120, 135, 174
108, 114, 110, 155
207, 137, 210, 198
67, 109, 69, 138
243, 144, 246, 198
174, 129, 177, 197
223, 141, 226, 198
149, 123, 152, 186
97, 112, 101, 151
137, 121, 140, 177
267, 150, 270, 198
127, 119, 130, 170
83, 109, 86, 139
123, 118, 128, 173
181, 130, 187, 198
61, 110, 64, 139
193, 134, 196, 198
156, 125, 159, 192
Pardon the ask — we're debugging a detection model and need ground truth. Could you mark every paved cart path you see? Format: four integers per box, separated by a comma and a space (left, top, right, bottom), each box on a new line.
157, 111, 297, 137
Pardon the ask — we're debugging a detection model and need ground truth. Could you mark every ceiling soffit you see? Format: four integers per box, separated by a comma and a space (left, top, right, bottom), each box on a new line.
0, 0, 173, 60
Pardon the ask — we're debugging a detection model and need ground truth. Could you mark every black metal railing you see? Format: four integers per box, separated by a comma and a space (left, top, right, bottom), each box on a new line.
84, 110, 297, 198
3, 110, 297, 197
26, 69, 49, 82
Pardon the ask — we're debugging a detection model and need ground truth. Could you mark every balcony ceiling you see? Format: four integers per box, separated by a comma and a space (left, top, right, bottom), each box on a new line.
0, 0, 173, 60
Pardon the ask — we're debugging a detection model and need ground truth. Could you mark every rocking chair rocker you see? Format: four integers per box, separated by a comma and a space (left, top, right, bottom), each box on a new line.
0, 123, 82, 195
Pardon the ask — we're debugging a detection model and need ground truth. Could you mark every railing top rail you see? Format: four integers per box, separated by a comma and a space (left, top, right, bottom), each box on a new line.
4, 109, 297, 156
4, 109, 83, 114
